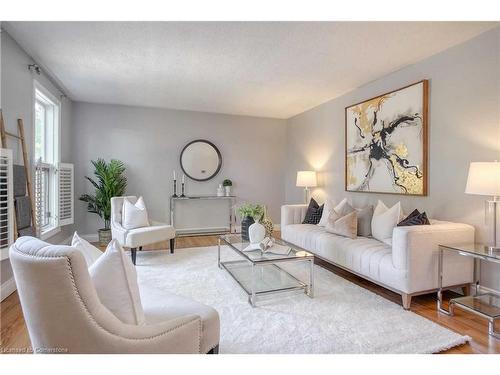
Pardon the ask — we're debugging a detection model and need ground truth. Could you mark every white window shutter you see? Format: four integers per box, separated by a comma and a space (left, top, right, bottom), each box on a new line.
58, 162, 74, 226
0, 149, 14, 260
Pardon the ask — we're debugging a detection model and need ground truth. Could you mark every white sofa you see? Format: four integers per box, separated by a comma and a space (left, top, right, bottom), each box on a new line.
10, 236, 220, 353
281, 204, 475, 309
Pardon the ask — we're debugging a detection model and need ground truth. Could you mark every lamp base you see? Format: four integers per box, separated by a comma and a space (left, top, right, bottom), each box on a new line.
485, 199, 499, 252
303, 187, 310, 204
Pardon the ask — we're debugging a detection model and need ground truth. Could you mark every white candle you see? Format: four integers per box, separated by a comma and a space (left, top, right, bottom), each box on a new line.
182, 174, 185, 183
173, 170, 176, 180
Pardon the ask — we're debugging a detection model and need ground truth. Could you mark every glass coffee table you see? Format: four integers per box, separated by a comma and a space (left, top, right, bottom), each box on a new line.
218, 234, 315, 307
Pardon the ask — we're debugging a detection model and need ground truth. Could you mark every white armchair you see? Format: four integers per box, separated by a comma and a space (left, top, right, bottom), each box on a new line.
111, 196, 176, 265
9, 236, 220, 353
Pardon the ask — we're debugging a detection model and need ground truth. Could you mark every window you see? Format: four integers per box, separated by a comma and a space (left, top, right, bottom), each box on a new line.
34, 82, 60, 238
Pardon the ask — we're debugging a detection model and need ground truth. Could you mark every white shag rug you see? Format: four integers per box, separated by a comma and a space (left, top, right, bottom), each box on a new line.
135, 246, 469, 354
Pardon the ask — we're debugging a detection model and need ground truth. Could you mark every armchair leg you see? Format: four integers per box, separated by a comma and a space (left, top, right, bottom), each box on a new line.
207, 345, 219, 354
130, 248, 137, 265
170, 238, 175, 254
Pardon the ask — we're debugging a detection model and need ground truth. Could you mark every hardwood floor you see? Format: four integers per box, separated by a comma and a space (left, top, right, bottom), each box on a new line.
1, 234, 499, 354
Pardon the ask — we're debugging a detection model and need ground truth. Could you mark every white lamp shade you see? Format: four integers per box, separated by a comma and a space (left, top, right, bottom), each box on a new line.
465, 162, 500, 197
296, 171, 317, 187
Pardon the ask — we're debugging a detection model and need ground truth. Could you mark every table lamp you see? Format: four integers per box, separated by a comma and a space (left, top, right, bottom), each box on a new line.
465, 161, 500, 250
296, 171, 317, 204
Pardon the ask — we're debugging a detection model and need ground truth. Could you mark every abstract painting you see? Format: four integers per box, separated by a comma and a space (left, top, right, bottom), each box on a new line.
345, 80, 428, 195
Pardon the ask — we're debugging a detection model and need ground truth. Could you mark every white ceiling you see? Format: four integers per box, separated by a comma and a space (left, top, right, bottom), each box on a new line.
4, 21, 498, 119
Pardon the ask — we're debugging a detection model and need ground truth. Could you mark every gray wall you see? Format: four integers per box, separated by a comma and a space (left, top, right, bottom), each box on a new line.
72, 102, 287, 235
285, 27, 500, 289
0, 30, 75, 287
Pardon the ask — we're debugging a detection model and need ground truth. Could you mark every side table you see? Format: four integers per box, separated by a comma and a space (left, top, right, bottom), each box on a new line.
438, 243, 500, 339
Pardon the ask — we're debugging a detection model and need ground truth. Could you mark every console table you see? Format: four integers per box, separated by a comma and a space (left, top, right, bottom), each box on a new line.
170, 195, 236, 236
437, 243, 500, 339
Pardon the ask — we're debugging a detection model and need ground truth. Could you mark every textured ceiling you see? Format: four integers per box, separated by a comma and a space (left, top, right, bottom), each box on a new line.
3, 21, 498, 119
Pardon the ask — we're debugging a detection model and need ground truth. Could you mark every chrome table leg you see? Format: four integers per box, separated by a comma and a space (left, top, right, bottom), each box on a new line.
217, 238, 221, 269
307, 258, 315, 298
489, 319, 500, 340
437, 247, 453, 315
249, 262, 256, 307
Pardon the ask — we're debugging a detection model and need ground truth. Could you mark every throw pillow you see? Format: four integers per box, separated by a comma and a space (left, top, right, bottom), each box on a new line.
71, 232, 103, 267
89, 239, 145, 325
302, 198, 324, 225
398, 209, 430, 226
122, 196, 149, 230
318, 198, 348, 227
355, 205, 374, 237
325, 209, 358, 239
371, 200, 402, 243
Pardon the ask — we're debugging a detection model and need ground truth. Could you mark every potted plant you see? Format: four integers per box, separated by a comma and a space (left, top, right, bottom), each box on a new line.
238, 203, 263, 242
223, 179, 233, 196
79, 158, 127, 246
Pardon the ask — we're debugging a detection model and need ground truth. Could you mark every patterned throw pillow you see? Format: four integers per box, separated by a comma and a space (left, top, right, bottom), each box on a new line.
397, 209, 430, 226
302, 198, 324, 225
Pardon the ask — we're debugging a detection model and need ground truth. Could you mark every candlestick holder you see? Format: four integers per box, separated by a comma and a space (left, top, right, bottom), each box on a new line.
172, 179, 178, 197
180, 182, 186, 197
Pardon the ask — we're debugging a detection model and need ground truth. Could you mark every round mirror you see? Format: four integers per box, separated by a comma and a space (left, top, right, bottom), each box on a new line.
180, 140, 222, 181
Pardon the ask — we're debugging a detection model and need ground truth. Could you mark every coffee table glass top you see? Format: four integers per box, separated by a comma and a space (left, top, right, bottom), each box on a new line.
219, 233, 313, 263
439, 243, 500, 261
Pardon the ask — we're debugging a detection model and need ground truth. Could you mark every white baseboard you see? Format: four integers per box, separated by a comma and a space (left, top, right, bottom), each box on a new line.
1, 277, 17, 302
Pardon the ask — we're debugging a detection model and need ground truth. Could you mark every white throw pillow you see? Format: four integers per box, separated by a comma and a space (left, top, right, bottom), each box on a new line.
318, 198, 348, 227
325, 209, 358, 239
122, 196, 149, 229
71, 232, 102, 267
371, 200, 402, 243
89, 239, 145, 325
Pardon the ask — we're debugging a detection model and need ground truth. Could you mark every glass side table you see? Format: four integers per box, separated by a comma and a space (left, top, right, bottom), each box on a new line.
438, 243, 500, 339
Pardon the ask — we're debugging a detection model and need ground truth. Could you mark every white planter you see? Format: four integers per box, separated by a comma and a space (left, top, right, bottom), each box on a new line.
248, 222, 266, 244
225, 186, 232, 196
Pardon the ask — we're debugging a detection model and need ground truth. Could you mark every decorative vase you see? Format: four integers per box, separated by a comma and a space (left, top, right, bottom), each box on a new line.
98, 228, 111, 246
225, 186, 232, 196
241, 216, 255, 241
261, 206, 274, 237
217, 184, 224, 197
249, 221, 266, 244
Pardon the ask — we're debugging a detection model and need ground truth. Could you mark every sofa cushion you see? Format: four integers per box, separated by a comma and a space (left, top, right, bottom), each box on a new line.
282, 224, 407, 292
371, 200, 402, 243
302, 198, 324, 225
318, 198, 347, 227
89, 239, 145, 325
325, 209, 357, 239
398, 209, 430, 226
125, 224, 176, 248
122, 196, 149, 229
71, 232, 103, 267
355, 205, 373, 237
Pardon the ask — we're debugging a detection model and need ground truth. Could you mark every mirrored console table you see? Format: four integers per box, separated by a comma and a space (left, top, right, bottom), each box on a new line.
170, 195, 236, 236
438, 243, 500, 339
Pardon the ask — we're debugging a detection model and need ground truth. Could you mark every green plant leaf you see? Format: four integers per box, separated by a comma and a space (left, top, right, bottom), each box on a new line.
79, 158, 127, 229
